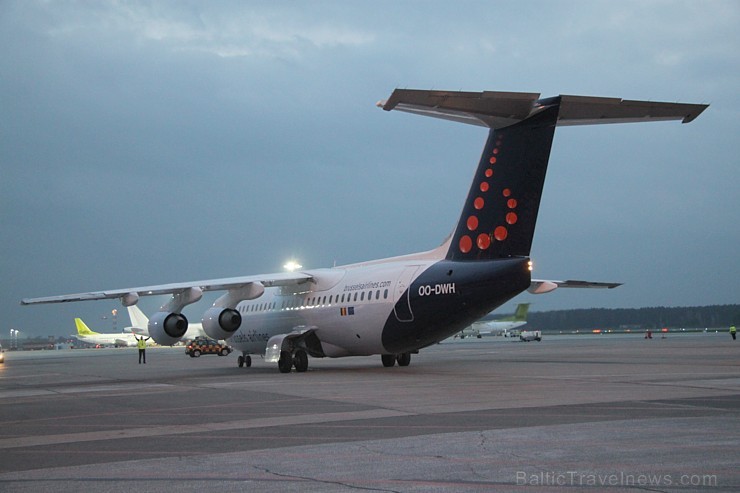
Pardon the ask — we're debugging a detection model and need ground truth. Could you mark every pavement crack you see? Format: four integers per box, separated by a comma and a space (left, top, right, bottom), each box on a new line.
257, 466, 401, 492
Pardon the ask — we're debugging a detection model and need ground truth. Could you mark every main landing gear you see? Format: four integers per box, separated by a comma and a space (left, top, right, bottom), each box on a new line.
237, 353, 252, 368
278, 349, 309, 373
381, 352, 411, 367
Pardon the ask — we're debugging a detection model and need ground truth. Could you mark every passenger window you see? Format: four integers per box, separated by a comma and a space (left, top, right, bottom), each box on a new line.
384, 289, 389, 299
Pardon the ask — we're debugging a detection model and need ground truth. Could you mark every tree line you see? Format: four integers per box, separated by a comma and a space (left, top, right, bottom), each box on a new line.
526, 305, 740, 332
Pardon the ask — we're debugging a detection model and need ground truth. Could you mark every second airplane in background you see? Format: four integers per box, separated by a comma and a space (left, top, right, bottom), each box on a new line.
73, 318, 143, 348
456, 303, 531, 339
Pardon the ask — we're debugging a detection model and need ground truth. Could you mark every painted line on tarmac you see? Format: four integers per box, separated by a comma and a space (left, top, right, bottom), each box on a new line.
0, 383, 175, 399
0, 408, 413, 450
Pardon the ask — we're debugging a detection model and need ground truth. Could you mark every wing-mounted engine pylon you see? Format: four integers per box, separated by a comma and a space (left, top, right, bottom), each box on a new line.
202, 282, 265, 340
148, 287, 203, 345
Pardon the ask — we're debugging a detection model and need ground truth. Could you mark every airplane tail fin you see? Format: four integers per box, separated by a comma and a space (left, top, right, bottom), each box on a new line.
447, 103, 558, 260
513, 303, 530, 322
497, 302, 531, 322
379, 90, 708, 261
126, 305, 150, 335
74, 318, 98, 336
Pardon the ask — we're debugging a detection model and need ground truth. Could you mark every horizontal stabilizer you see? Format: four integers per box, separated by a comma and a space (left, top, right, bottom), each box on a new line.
529, 279, 622, 294
379, 89, 708, 129
556, 95, 708, 125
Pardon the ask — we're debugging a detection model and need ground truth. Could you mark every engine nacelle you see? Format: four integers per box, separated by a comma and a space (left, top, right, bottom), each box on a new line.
148, 311, 189, 346
202, 307, 242, 341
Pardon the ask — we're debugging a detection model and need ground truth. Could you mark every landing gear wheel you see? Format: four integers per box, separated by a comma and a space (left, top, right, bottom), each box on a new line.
245, 355, 252, 367
293, 350, 308, 373
278, 350, 293, 373
396, 352, 411, 367
381, 354, 396, 367
238, 355, 244, 367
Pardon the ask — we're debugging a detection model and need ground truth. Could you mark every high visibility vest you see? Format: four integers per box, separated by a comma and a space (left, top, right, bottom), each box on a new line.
731, 326, 737, 334
137, 338, 146, 349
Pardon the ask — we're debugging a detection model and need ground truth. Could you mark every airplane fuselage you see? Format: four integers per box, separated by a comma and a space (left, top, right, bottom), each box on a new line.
73, 333, 138, 347
229, 257, 530, 358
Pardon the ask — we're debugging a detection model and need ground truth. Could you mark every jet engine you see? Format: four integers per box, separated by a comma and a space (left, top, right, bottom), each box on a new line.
148, 311, 189, 346
202, 307, 242, 341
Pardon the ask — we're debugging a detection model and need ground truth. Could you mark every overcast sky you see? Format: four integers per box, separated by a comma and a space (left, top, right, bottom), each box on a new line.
2, 1, 738, 338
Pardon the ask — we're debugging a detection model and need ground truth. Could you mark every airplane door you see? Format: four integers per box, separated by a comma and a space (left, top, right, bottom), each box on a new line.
393, 266, 419, 322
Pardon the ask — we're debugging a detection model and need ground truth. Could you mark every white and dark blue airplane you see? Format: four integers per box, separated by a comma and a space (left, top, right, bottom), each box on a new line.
21, 89, 707, 372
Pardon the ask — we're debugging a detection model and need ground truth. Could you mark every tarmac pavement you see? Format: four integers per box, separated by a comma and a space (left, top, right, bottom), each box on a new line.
0, 333, 737, 492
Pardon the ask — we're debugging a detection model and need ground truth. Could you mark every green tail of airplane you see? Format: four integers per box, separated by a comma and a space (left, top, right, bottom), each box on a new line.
74, 318, 99, 336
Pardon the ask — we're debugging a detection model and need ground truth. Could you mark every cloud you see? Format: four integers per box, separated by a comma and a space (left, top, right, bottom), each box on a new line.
39, 1, 375, 59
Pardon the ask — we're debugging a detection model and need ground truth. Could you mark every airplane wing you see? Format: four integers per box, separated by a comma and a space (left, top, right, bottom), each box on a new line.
529, 279, 622, 294
20, 272, 314, 305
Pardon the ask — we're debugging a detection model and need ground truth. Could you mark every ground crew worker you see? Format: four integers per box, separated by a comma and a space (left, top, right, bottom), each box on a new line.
731, 325, 736, 341
135, 334, 150, 364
